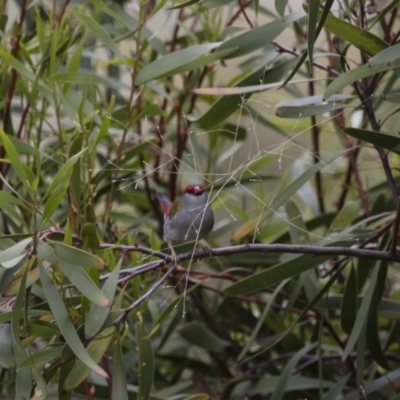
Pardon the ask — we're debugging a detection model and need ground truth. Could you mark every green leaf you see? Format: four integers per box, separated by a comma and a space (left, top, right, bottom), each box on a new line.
342, 264, 380, 360
343, 368, 400, 400
307, 5, 388, 56
63, 326, 115, 391
0, 191, 28, 225
49, 242, 105, 270
179, 321, 230, 350
280, 0, 334, 88
202, 0, 233, 8
366, 260, 390, 369
38, 260, 108, 378
224, 241, 353, 296
112, 337, 129, 400
0, 323, 15, 368
341, 264, 358, 334
0, 48, 36, 82
253, 375, 333, 395
383, 92, 400, 103
193, 58, 299, 129
68, 134, 85, 218
136, 321, 155, 400
270, 148, 352, 211
276, 100, 349, 118
58, 261, 109, 307
0, 237, 32, 268
19, 345, 63, 369
328, 200, 359, 232
50, 71, 127, 91
238, 280, 287, 361
324, 64, 389, 98
3, 259, 37, 295
168, 0, 200, 9
194, 78, 323, 96
271, 343, 317, 400
217, 11, 306, 59
275, 0, 288, 17
84, 258, 122, 338
0, 128, 32, 196
343, 127, 400, 154
40, 183, 69, 227
231, 148, 351, 242
73, 11, 123, 58
12, 269, 33, 399
136, 43, 222, 85
81, 223, 100, 250
323, 375, 350, 400
370, 42, 400, 66
42, 149, 87, 202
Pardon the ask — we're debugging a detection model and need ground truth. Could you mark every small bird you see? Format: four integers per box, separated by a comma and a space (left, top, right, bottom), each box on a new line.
156, 184, 214, 264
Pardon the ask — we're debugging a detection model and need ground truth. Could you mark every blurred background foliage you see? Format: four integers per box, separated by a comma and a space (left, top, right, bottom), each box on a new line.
2, 0, 400, 398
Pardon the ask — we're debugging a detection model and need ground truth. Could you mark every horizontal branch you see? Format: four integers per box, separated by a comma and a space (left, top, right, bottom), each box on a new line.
105, 242, 400, 274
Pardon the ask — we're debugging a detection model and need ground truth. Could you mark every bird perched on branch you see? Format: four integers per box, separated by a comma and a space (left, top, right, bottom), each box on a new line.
155, 184, 214, 264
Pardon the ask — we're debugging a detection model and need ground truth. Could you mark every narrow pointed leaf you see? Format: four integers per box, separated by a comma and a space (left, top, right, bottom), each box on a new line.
42, 149, 86, 201
280, 0, 334, 88
50, 242, 105, 270
84, 258, 122, 338
275, 0, 288, 17
0, 128, 31, 195
63, 326, 115, 391
369, 42, 400, 66
271, 343, 318, 400
341, 264, 358, 334
342, 264, 380, 360
324, 64, 389, 98
58, 261, 109, 307
193, 58, 298, 129
344, 127, 400, 153
179, 321, 230, 350
0, 237, 32, 267
136, 43, 222, 85
12, 270, 32, 399
217, 11, 306, 59
276, 101, 348, 118
224, 241, 353, 296
136, 322, 154, 400
112, 338, 129, 400
304, 5, 388, 56
73, 12, 123, 58
39, 260, 108, 378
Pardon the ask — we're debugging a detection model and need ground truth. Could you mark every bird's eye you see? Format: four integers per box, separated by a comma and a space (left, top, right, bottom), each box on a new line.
184, 184, 204, 195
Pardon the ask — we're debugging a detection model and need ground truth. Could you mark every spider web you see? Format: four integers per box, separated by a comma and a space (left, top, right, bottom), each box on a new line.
103, 82, 391, 314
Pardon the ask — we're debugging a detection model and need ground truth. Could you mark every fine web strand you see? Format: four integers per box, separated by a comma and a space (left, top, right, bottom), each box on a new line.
105, 90, 383, 313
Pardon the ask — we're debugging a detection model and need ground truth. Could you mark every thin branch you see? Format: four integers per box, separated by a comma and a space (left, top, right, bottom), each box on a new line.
353, 82, 399, 205
115, 264, 176, 322
237, 0, 253, 28
226, 0, 252, 27
102, 242, 400, 265
309, 78, 325, 214
391, 196, 400, 257
271, 41, 341, 77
